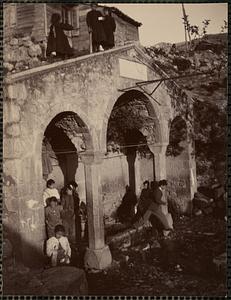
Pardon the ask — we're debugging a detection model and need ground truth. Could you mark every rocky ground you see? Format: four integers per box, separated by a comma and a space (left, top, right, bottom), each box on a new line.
87, 215, 226, 296
3, 214, 226, 296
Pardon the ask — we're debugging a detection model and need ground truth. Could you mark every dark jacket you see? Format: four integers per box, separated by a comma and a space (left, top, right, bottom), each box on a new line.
46, 23, 74, 57
86, 10, 106, 44
103, 15, 116, 48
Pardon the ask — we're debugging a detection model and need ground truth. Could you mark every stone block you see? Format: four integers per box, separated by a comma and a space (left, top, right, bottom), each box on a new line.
6, 123, 21, 137
28, 44, 42, 58
10, 38, 18, 47
17, 46, 30, 62
4, 102, 21, 123
6, 83, 28, 103
3, 137, 25, 159
3, 62, 14, 72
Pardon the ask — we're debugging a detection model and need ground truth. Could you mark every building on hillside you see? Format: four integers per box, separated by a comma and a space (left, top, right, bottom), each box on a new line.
3, 3, 197, 270
4, 3, 141, 55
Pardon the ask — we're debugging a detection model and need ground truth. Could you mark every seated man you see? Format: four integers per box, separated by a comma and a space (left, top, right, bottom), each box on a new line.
46, 224, 71, 267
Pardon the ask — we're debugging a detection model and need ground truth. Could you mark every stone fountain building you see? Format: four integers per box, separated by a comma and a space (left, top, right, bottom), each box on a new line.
3, 3, 197, 269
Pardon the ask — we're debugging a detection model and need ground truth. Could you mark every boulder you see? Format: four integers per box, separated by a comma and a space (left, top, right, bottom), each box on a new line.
28, 44, 42, 57
3, 62, 14, 72
41, 266, 88, 295
15, 46, 30, 62
22, 36, 33, 47
10, 38, 18, 47
28, 57, 40, 68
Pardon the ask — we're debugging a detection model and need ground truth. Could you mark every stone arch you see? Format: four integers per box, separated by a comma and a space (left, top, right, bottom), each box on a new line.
101, 89, 164, 153
167, 115, 188, 157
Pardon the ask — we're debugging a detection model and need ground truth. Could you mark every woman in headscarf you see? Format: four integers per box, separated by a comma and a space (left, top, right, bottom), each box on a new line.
46, 13, 74, 60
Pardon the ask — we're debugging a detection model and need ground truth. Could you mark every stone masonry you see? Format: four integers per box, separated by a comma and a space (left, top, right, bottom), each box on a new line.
3, 43, 197, 269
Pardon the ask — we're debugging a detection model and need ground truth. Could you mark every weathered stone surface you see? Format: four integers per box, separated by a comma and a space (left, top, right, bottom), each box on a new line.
4, 102, 21, 123
28, 57, 40, 68
6, 83, 27, 103
18, 46, 30, 62
22, 36, 33, 47
10, 38, 18, 46
6, 123, 21, 137
28, 44, 42, 57
3, 62, 14, 72
41, 266, 88, 295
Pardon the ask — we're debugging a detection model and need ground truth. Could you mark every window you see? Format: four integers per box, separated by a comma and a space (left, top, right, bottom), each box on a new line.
61, 5, 80, 37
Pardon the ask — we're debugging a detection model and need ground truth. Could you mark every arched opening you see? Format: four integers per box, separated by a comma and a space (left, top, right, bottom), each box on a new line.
41, 111, 92, 250
104, 90, 160, 224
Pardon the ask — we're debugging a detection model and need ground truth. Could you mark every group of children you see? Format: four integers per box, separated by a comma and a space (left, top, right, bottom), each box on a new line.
43, 179, 87, 267
46, 3, 116, 60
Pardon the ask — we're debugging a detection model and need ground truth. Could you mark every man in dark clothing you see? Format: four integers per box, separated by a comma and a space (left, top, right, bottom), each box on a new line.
137, 181, 151, 216
86, 4, 106, 52
117, 185, 137, 224
102, 7, 116, 50
61, 186, 75, 243
68, 181, 81, 243
46, 13, 74, 60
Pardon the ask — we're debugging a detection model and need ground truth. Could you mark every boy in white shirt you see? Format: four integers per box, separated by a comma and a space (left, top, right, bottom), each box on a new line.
46, 224, 71, 267
43, 179, 60, 207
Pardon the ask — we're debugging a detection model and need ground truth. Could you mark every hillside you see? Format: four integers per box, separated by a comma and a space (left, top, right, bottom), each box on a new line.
145, 33, 227, 186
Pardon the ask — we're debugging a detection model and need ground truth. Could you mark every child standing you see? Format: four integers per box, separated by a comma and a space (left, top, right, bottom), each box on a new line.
45, 197, 63, 238
43, 179, 60, 207
46, 224, 71, 267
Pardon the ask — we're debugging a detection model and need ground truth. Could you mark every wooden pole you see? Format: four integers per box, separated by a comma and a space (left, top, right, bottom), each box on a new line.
89, 31, 93, 54
182, 4, 188, 53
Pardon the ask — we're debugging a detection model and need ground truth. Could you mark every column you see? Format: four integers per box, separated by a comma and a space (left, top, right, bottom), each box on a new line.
149, 144, 168, 181
81, 151, 112, 270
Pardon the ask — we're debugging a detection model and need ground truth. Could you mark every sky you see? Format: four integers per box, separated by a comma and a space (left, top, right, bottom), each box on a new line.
103, 3, 228, 46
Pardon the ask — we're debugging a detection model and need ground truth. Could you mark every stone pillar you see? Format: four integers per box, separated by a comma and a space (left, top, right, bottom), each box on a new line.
149, 144, 168, 181
81, 151, 112, 270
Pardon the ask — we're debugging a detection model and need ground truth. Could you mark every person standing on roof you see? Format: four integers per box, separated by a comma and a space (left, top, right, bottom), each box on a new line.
102, 7, 116, 50
86, 3, 106, 53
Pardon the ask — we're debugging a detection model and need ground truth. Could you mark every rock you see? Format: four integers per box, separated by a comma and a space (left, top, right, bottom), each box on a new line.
28, 44, 42, 57
15, 61, 25, 71
22, 36, 33, 47
3, 62, 14, 72
10, 38, 18, 46
28, 57, 40, 68
41, 266, 88, 295
4, 48, 17, 63
165, 279, 175, 288
17, 46, 30, 62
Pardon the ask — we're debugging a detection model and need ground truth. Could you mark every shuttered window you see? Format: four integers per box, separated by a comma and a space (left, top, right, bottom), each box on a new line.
3, 4, 17, 28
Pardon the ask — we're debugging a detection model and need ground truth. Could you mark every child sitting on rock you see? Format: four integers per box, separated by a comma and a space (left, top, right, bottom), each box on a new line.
46, 224, 71, 267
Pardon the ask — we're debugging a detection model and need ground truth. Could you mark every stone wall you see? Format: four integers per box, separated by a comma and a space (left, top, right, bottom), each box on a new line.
3, 45, 195, 265
3, 36, 46, 74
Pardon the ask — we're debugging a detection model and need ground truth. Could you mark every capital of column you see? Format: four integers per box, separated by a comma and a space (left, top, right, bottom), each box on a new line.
80, 150, 105, 165
149, 143, 168, 155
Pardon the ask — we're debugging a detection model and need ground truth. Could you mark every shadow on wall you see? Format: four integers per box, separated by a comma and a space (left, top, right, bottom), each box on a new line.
45, 124, 79, 186
3, 222, 46, 270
